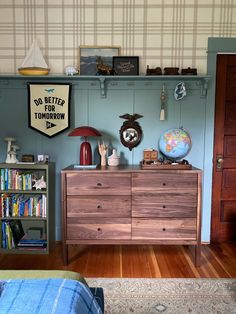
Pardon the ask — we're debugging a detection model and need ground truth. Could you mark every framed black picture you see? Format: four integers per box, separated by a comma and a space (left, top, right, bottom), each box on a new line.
113, 56, 139, 75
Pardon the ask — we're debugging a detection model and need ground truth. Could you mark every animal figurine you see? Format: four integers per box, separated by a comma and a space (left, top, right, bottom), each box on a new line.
33, 176, 47, 190
65, 66, 79, 76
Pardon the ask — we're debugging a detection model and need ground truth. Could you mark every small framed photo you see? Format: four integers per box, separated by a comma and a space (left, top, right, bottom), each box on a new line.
113, 56, 139, 75
37, 154, 49, 163
79, 45, 120, 75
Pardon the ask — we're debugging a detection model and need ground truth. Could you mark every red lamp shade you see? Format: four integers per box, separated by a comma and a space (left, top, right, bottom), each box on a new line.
68, 126, 102, 165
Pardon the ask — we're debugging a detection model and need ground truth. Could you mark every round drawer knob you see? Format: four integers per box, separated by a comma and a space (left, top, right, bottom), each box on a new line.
97, 205, 101, 209
97, 182, 102, 187
162, 183, 166, 186
162, 205, 166, 208
162, 228, 166, 231
97, 227, 101, 231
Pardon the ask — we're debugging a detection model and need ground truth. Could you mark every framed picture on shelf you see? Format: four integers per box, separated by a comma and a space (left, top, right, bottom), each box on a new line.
79, 45, 120, 75
113, 56, 139, 75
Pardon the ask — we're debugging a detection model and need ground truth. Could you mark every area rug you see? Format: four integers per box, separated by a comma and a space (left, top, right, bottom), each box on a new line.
86, 278, 236, 314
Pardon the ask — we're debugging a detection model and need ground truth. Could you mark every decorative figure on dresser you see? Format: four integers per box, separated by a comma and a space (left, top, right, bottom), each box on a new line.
33, 176, 47, 190
119, 113, 143, 151
98, 142, 108, 166
4, 137, 20, 163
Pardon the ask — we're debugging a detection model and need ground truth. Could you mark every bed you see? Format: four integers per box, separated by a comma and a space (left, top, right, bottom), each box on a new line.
0, 270, 104, 314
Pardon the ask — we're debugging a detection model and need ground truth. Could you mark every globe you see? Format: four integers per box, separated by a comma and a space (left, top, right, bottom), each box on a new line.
159, 127, 192, 160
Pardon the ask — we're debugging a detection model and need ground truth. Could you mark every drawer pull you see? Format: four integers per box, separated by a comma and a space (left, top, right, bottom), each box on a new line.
97, 227, 102, 231
162, 228, 166, 231
162, 183, 166, 186
162, 205, 166, 209
97, 182, 102, 187
97, 205, 101, 209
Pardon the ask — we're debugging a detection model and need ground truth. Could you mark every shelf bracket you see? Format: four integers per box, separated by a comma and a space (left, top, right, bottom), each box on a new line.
197, 78, 210, 98
98, 77, 106, 98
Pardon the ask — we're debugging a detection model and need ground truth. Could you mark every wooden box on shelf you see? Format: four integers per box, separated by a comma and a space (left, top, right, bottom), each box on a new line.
0, 162, 55, 255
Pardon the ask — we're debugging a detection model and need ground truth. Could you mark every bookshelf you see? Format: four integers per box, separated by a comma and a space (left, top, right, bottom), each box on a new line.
0, 162, 55, 254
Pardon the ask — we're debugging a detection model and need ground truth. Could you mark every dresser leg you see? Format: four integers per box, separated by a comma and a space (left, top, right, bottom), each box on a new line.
63, 244, 68, 266
195, 244, 201, 267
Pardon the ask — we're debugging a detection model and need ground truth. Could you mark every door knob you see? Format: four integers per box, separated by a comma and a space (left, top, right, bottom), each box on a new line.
216, 155, 223, 170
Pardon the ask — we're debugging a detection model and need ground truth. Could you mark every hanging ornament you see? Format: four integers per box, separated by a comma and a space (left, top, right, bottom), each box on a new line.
160, 84, 167, 121
174, 82, 187, 100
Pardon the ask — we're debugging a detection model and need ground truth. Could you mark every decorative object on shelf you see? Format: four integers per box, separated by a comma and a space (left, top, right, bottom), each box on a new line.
174, 82, 187, 100
68, 126, 102, 165
18, 39, 50, 75
160, 84, 167, 121
143, 149, 158, 162
22, 154, 34, 162
119, 113, 143, 151
146, 65, 162, 75
79, 45, 120, 75
164, 67, 179, 75
181, 67, 197, 75
113, 56, 139, 75
32, 175, 47, 190
37, 154, 49, 163
108, 148, 120, 166
28, 83, 71, 137
98, 142, 108, 166
8, 144, 20, 164
159, 127, 192, 161
140, 159, 192, 170
65, 66, 79, 76
4, 137, 19, 163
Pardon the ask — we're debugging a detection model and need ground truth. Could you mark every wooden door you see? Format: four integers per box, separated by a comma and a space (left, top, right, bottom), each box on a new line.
211, 54, 236, 242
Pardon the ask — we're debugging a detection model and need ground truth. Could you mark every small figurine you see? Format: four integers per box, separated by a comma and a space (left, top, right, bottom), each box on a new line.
98, 141, 108, 166
7, 144, 20, 163
4, 137, 18, 163
33, 176, 47, 190
65, 66, 79, 76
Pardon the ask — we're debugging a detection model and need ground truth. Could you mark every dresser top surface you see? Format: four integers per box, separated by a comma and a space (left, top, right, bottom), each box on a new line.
61, 164, 201, 173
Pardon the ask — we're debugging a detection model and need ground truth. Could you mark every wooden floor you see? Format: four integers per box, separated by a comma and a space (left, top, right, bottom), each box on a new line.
0, 243, 235, 278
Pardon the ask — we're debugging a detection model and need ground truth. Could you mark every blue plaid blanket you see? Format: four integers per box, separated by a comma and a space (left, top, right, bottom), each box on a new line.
0, 278, 102, 313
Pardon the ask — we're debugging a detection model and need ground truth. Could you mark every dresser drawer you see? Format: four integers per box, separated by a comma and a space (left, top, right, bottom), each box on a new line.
67, 196, 131, 218
66, 173, 131, 195
132, 172, 198, 191
132, 218, 196, 240
67, 218, 131, 240
132, 192, 197, 218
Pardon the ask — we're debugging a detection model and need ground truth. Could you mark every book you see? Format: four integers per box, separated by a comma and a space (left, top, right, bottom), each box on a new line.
8, 220, 25, 245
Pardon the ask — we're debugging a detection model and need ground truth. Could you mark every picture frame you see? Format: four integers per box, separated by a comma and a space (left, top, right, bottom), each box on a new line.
79, 45, 120, 75
28, 83, 71, 138
113, 56, 139, 75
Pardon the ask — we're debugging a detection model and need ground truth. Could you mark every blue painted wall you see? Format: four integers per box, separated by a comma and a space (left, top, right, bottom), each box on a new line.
0, 75, 210, 241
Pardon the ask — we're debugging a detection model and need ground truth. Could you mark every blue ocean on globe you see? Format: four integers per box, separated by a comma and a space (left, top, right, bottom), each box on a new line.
159, 128, 192, 159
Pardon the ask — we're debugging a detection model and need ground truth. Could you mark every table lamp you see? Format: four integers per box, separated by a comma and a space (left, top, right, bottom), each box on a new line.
68, 126, 102, 165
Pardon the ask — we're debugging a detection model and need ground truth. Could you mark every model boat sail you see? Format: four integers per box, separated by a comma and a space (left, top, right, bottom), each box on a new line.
18, 39, 50, 75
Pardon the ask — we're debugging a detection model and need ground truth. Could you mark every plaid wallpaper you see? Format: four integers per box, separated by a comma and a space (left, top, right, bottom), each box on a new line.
0, 0, 235, 74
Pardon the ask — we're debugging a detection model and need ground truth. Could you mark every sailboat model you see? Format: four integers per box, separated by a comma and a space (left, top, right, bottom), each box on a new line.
18, 39, 50, 75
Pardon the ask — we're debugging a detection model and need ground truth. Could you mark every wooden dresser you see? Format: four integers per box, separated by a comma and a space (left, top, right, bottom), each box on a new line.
61, 165, 202, 266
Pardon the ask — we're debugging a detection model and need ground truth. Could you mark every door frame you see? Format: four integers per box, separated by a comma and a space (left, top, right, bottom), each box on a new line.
207, 38, 236, 242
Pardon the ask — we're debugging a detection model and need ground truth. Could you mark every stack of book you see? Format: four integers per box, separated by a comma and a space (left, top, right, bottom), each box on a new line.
17, 236, 47, 249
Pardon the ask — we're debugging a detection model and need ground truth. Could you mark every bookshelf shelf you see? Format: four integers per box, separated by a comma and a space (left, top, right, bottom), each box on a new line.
0, 163, 55, 254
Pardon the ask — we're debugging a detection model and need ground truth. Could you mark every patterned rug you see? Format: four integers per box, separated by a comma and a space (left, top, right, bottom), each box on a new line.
86, 278, 236, 314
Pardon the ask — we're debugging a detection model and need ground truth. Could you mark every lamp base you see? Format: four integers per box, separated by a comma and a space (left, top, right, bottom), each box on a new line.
80, 141, 92, 165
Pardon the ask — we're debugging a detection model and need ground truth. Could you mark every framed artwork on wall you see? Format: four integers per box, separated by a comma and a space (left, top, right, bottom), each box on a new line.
28, 83, 71, 138
79, 45, 120, 75
113, 56, 139, 75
